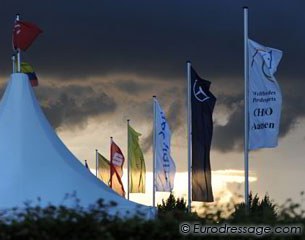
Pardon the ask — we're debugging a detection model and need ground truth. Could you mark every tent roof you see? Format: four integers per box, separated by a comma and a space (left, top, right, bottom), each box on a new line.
0, 73, 154, 218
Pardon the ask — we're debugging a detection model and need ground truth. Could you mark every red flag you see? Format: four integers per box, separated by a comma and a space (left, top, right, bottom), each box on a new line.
12, 20, 42, 51
110, 140, 126, 197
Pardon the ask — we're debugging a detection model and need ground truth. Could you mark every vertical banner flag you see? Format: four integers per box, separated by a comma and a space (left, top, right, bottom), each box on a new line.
128, 125, 146, 193
12, 20, 42, 51
191, 67, 216, 202
20, 62, 38, 87
97, 152, 110, 186
155, 99, 176, 192
110, 141, 126, 197
248, 39, 283, 150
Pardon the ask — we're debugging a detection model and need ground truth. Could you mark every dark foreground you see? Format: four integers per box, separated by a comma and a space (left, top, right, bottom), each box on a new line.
0, 193, 304, 240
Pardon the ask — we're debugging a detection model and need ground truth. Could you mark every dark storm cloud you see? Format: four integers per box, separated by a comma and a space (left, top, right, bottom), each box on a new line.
0, 82, 116, 129
213, 102, 244, 152
0, 0, 305, 81
167, 98, 184, 132
0, 0, 304, 152
142, 131, 153, 153
35, 85, 117, 129
132, 77, 305, 153
113, 79, 151, 95
279, 93, 305, 137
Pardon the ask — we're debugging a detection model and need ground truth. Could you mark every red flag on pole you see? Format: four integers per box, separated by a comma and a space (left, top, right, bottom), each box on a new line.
110, 140, 126, 197
12, 20, 42, 51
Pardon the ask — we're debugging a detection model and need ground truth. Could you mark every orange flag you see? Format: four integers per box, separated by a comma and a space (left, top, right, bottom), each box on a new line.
110, 140, 125, 197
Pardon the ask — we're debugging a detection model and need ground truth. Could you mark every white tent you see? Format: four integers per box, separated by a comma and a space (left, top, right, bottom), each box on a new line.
0, 73, 155, 218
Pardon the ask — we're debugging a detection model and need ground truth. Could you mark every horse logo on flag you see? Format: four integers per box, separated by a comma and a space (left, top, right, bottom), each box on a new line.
251, 49, 275, 82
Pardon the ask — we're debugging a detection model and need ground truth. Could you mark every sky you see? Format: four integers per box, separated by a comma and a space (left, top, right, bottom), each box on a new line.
0, 0, 304, 207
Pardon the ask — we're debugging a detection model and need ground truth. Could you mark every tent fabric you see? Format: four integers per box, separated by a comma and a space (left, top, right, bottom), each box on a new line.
0, 73, 155, 218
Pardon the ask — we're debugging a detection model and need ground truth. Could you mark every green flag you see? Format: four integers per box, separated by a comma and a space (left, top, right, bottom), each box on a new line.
128, 125, 146, 193
97, 153, 110, 186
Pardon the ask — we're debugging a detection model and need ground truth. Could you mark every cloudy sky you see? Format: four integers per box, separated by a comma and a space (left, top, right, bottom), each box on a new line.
0, 0, 304, 206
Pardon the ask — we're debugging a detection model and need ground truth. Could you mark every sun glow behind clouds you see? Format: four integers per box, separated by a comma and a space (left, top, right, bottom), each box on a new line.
88, 169, 257, 206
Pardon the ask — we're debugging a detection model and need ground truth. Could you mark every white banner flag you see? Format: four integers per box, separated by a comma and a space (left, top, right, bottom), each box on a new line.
155, 100, 176, 191
248, 39, 283, 150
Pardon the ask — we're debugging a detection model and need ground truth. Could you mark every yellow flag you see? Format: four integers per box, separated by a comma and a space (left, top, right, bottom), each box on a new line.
128, 125, 146, 193
20, 62, 38, 87
21, 62, 34, 73
97, 153, 110, 186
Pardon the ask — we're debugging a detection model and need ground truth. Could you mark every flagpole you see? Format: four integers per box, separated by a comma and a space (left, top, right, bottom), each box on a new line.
12, 55, 16, 73
95, 149, 98, 177
127, 119, 130, 200
110, 136, 113, 188
186, 61, 192, 212
15, 13, 21, 72
243, 6, 250, 212
152, 96, 157, 207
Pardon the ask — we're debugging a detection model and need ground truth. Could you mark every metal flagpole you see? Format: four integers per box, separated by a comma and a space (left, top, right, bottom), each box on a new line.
127, 119, 130, 200
95, 149, 98, 177
152, 96, 157, 207
16, 13, 21, 72
12, 55, 16, 73
243, 6, 250, 212
186, 61, 192, 212
110, 137, 113, 188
